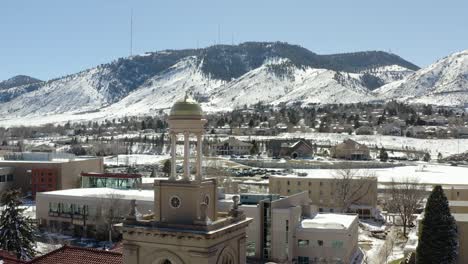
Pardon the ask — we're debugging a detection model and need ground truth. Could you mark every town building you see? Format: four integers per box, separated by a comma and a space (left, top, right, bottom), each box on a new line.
117, 97, 252, 264
0, 167, 15, 193
36, 188, 154, 238
218, 192, 360, 263
330, 139, 370, 160
0, 152, 103, 197
267, 139, 314, 158
278, 140, 314, 159
211, 137, 253, 156
269, 173, 378, 218
81, 172, 142, 189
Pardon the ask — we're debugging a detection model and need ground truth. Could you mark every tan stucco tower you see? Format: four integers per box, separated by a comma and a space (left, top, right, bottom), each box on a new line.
118, 96, 252, 264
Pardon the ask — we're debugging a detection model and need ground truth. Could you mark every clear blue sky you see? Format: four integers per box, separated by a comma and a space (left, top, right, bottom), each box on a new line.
1, 0, 467, 81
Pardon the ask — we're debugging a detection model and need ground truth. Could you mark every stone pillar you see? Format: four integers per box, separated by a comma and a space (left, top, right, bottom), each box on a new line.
123, 243, 139, 264
196, 133, 203, 181
183, 131, 190, 180
170, 132, 176, 180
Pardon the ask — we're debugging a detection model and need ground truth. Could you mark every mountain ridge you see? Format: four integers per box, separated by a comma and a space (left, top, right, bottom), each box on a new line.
0, 42, 465, 126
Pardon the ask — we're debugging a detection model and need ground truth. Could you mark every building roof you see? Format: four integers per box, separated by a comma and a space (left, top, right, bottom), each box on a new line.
37, 188, 154, 201
215, 137, 252, 147
29, 246, 122, 264
300, 213, 357, 230
449, 200, 468, 207
452, 213, 468, 222
0, 250, 26, 264
169, 96, 203, 118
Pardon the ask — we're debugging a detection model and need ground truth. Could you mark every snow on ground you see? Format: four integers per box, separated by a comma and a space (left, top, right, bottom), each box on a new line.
238, 132, 468, 156
291, 163, 468, 186
104, 154, 169, 166
35, 242, 62, 255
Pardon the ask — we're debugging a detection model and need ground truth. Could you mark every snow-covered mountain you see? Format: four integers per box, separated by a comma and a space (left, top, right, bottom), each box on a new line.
0, 42, 427, 125
375, 50, 468, 105
0, 75, 41, 90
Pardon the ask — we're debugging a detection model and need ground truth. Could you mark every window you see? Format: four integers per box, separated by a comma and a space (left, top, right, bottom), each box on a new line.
298, 239, 309, 247
457, 192, 460, 198
308, 182, 311, 186
298, 256, 309, 264
297, 181, 301, 186
332, 240, 344, 249
6, 174, 13, 182
317, 240, 324, 246
319, 208, 323, 212
287, 181, 290, 185
0, 175, 5, 182
319, 181, 323, 186
330, 208, 334, 213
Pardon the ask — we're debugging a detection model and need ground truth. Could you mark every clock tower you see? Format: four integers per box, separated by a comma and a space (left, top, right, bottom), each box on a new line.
119, 95, 252, 264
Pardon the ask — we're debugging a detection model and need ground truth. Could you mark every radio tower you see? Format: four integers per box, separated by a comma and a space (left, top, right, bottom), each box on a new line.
130, 9, 133, 56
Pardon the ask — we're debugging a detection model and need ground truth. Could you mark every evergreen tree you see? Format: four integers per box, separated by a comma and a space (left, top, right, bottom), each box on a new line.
0, 189, 36, 260
416, 185, 458, 264
162, 159, 171, 176
250, 140, 259, 155
379, 147, 389, 162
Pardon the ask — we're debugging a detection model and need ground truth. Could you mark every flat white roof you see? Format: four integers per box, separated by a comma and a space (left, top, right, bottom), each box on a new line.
271, 164, 468, 186
141, 177, 168, 184
0, 157, 99, 164
450, 200, 468, 207
38, 188, 154, 201
453, 213, 468, 222
300, 213, 356, 230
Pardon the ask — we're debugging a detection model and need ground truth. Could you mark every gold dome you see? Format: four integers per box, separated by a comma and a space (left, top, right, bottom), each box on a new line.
169, 95, 203, 118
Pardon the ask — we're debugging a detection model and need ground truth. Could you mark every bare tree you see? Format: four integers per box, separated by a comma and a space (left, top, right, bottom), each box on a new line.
386, 177, 426, 237
333, 167, 377, 214
98, 192, 125, 242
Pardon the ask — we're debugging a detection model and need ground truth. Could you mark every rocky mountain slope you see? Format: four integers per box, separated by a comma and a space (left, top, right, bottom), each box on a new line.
3, 42, 466, 125
375, 50, 468, 105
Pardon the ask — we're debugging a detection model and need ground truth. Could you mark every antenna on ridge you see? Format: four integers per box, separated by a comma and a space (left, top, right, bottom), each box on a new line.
130, 8, 133, 56
217, 24, 221, 45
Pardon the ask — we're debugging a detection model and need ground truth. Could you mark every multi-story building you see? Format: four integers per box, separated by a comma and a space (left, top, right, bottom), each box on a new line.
211, 137, 253, 156
0, 153, 103, 197
330, 139, 370, 160
218, 192, 360, 263
0, 167, 15, 193
269, 173, 378, 218
36, 188, 154, 238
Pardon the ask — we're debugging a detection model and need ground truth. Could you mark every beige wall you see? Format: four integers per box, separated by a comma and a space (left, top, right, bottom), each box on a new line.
0, 158, 103, 195
456, 219, 468, 264
269, 176, 377, 216
445, 187, 468, 201
36, 191, 152, 237
270, 206, 301, 263
59, 158, 104, 190
240, 205, 261, 258
294, 216, 359, 263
